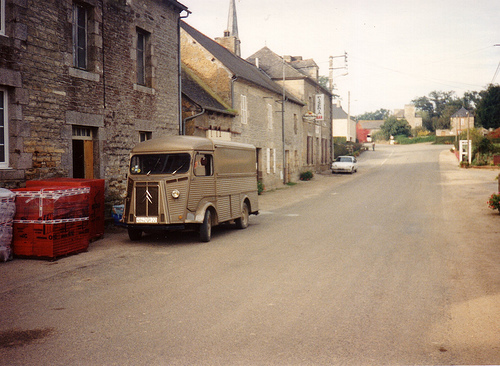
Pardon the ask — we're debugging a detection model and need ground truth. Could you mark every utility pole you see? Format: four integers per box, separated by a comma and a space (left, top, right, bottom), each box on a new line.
282, 56, 286, 184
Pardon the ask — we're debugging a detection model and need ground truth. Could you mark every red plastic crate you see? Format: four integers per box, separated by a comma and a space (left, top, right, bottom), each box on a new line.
13, 219, 89, 259
13, 187, 89, 221
26, 179, 105, 240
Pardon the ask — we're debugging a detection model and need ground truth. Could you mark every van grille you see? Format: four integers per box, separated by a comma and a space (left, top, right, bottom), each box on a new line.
135, 182, 159, 217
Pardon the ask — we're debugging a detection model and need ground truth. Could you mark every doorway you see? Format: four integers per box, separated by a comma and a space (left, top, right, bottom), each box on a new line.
72, 126, 94, 179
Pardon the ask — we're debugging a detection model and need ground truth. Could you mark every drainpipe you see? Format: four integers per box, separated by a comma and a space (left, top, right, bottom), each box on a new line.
178, 9, 191, 135
230, 75, 238, 109
183, 106, 206, 135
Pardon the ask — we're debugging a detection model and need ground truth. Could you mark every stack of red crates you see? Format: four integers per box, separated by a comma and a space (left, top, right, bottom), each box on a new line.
13, 186, 91, 259
25, 178, 105, 241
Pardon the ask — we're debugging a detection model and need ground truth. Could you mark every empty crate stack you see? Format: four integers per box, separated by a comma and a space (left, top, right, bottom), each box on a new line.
25, 179, 105, 241
13, 186, 90, 259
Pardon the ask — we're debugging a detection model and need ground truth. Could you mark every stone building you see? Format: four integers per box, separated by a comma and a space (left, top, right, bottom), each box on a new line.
180, 21, 305, 189
394, 104, 422, 129
181, 64, 236, 140
247, 47, 333, 173
450, 107, 474, 135
0, 0, 188, 205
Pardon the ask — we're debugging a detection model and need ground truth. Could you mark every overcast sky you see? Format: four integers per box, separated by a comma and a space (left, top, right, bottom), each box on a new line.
181, 0, 500, 116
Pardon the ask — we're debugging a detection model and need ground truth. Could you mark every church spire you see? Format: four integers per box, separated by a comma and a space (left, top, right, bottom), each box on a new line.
227, 0, 239, 38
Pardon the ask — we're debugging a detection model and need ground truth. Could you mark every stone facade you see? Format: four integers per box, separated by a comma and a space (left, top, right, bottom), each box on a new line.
247, 48, 333, 174
0, 0, 187, 206
181, 22, 305, 190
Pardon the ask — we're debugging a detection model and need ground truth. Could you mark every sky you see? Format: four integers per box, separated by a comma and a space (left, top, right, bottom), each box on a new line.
180, 0, 500, 116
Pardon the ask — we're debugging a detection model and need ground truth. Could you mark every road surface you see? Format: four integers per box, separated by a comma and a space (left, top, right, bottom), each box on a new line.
0, 143, 498, 365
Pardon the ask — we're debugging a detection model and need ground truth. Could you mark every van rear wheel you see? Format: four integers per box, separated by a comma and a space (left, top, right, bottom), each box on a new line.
200, 210, 212, 242
128, 227, 142, 241
235, 202, 249, 229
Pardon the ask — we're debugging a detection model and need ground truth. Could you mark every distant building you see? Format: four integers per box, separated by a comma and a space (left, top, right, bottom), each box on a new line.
332, 101, 356, 142
450, 107, 474, 135
357, 120, 385, 143
394, 105, 422, 129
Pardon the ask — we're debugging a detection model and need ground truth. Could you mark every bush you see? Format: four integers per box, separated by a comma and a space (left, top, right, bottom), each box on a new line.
435, 136, 456, 144
395, 135, 436, 144
257, 180, 264, 195
487, 193, 500, 213
300, 171, 314, 181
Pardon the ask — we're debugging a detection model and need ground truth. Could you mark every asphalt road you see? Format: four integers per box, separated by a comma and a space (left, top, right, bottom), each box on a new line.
1, 144, 499, 365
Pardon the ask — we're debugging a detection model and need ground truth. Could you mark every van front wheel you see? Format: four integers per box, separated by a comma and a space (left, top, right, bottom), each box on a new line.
235, 202, 249, 229
200, 210, 212, 242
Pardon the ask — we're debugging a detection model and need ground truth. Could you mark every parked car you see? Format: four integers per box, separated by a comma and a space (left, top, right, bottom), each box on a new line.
331, 156, 358, 174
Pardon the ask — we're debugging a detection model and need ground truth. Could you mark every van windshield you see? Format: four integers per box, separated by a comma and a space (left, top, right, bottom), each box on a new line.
130, 153, 191, 175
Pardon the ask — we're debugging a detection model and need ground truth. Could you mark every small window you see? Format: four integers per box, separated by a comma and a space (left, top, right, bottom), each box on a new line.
240, 95, 247, 124
193, 153, 213, 176
0, 88, 8, 168
73, 4, 88, 69
72, 126, 92, 139
136, 29, 150, 86
140, 131, 152, 142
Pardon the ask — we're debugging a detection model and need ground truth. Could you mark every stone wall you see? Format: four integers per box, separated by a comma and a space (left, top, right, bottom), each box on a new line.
0, 0, 183, 205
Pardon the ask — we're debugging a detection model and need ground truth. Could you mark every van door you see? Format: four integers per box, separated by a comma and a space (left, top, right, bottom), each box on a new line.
187, 153, 216, 216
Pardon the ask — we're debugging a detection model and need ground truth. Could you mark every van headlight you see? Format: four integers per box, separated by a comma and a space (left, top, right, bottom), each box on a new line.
172, 189, 180, 199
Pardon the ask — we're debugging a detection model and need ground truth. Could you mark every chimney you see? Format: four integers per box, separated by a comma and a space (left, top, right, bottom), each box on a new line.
214, 0, 241, 56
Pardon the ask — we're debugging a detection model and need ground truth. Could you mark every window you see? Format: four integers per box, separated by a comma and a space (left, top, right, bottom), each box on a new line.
73, 4, 88, 69
0, 0, 5, 36
240, 95, 247, 124
267, 103, 273, 130
0, 89, 8, 168
293, 114, 298, 134
193, 153, 213, 176
136, 29, 149, 86
140, 131, 152, 142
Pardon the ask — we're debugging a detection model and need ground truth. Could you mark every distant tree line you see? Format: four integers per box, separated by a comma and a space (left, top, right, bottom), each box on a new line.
355, 85, 500, 133
412, 85, 500, 132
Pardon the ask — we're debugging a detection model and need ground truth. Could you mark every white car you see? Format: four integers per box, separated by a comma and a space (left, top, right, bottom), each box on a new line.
331, 156, 358, 174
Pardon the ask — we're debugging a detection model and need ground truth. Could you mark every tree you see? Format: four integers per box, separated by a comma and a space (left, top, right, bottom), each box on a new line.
475, 85, 500, 129
412, 96, 434, 131
357, 109, 390, 120
380, 116, 411, 139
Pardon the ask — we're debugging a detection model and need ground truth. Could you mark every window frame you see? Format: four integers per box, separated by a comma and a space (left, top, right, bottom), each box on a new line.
136, 28, 152, 87
193, 153, 213, 177
139, 131, 152, 142
240, 95, 248, 124
73, 4, 88, 70
0, 88, 9, 168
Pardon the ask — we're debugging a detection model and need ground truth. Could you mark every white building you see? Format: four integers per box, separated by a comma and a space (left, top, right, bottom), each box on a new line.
332, 101, 357, 142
